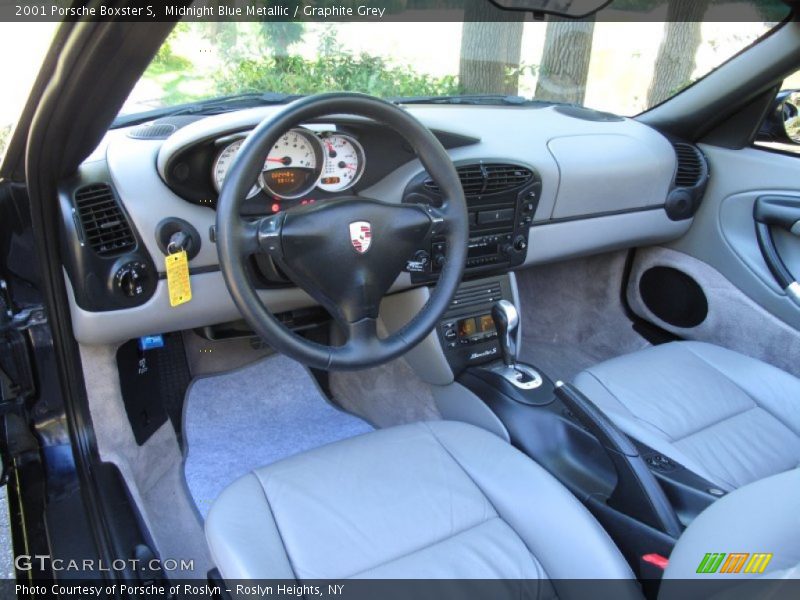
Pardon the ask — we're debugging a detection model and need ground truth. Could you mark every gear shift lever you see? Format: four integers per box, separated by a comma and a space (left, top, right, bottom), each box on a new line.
490, 300, 542, 390
491, 300, 519, 368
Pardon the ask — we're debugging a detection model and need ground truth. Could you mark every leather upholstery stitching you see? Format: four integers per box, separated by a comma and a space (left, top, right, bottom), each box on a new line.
682, 344, 800, 438
423, 422, 548, 576
251, 471, 299, 580
330, 427, 501, 578
342, 516, 539, 578
583, 371, 675, 441
672, 405, 757, 443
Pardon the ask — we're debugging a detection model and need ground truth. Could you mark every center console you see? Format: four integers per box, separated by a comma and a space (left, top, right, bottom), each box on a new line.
402, 161, 541, 282
434, 294, 726, 584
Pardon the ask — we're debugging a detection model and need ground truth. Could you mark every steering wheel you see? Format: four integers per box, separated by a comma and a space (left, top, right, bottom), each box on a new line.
216, 93, 469, 370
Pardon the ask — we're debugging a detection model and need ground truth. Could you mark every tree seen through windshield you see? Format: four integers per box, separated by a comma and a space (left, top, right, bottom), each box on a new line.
123, 4, 776, 118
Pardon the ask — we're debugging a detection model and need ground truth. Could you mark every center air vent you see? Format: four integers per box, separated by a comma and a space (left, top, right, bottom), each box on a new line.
74, 184, 136, 257
424, 163, 533, 197
673, 142, 706, 188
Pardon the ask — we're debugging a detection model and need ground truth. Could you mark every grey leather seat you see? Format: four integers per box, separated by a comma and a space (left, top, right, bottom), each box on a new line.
205, 421, 634, 581
574, 341, 800, 491
663, 469, 800, 583
659, 469, 799, 600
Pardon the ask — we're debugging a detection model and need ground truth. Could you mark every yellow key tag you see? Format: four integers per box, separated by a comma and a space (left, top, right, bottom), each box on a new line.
165, 251, 192, 307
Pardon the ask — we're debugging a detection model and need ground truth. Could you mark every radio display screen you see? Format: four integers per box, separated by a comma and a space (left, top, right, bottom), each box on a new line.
468, 243, 498, 259
457, 314, 496, 339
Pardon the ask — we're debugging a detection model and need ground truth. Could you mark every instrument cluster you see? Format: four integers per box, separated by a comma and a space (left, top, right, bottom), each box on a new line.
212, 128, 366, 212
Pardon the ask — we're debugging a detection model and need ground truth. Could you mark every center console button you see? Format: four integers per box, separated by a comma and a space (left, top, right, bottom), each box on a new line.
477, 209, 514, 225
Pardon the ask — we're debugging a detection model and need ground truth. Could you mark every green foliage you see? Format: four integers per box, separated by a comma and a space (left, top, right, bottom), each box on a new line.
143, 24, 207, 107
258, 22, 305, 57
148, 24, 192, 74
213, 31, 461, 98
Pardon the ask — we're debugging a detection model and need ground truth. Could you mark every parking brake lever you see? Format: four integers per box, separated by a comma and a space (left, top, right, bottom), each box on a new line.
555, 381, 682, 538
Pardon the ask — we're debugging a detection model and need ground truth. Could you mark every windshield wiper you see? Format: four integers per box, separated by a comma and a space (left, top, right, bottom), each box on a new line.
111, 92, 303, 128
392, 94, 557, 106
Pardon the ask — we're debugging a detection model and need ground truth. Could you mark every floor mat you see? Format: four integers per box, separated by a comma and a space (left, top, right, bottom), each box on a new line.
183, 354, 373, 517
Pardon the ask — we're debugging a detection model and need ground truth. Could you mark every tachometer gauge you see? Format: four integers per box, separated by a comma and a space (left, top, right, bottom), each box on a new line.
259, 128, 322, 199
213, 139, 261, 199
317, 134, 365, 193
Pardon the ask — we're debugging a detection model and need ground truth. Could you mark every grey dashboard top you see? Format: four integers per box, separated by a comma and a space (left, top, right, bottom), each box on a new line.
66, 104, 690, 345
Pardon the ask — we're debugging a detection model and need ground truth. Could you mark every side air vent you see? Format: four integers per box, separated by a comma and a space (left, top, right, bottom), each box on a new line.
673, 142, 705, 188
424, 163, 533, 197
74, 184, 136, 257
449, 280, 503, 311
127, 123, 177, 139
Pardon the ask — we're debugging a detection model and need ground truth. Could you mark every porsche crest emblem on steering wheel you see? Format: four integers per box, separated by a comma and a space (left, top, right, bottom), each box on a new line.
349, 221, 372, 254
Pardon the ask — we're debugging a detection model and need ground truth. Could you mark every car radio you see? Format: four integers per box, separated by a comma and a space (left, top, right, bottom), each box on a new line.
402, 161, 541, 282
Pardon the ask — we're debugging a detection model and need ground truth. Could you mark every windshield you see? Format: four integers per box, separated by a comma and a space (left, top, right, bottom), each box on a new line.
122, 11, 780, 119
0, 22, 57, 161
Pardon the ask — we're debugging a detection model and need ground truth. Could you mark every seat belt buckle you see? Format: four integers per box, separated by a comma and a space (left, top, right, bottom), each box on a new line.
640, 553, 669, 581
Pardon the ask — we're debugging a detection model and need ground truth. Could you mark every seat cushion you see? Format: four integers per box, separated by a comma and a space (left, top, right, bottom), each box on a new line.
574, 341, 800, 491
662, 469, 800, 589
205, 420, 634, 581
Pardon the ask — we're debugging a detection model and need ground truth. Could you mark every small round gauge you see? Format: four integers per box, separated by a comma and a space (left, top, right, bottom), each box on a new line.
259, 128, 322, 200
212, 139, 261, 199
317, 134, 365, 193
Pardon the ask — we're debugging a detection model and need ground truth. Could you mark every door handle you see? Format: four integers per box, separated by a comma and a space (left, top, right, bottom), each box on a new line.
753, 196, 800, 306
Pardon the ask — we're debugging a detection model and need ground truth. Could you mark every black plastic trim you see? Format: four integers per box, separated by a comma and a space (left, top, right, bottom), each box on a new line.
532, 204, 665, 226
754, 195, 800, 289
554, 382, 682, 538
59, 161, 158, 312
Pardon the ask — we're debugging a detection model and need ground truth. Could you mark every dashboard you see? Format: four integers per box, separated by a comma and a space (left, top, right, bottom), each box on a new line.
59, 104, 708, 345
157, 118, 476, 216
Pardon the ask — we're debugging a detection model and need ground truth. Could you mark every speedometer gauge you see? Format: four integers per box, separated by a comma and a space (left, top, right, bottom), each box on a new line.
259, 128, 322, 199
213, 139, 261, 199
317, 134, 365, 193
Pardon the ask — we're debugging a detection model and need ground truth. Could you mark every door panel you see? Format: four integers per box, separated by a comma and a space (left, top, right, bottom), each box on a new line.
626, 246, 800, 378
718, 191, 800, 299
663, 146, 800, 329
626, 144, 800, 374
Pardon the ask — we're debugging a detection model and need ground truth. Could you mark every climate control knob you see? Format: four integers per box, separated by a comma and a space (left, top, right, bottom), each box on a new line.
114, 261, 148, 298
513, 236, 528, 253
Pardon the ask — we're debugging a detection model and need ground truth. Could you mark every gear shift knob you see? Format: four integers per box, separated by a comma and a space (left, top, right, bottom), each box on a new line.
491, 300, 519, 368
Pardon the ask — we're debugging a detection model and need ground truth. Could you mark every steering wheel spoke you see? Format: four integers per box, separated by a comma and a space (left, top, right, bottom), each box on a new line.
254, 213, 285, 259
342, 317, 379, 351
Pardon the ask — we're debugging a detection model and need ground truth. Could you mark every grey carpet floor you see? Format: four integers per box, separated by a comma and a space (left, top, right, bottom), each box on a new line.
183, 354, 373, 517
329, 357, 441, 428
516, 251, 651, 382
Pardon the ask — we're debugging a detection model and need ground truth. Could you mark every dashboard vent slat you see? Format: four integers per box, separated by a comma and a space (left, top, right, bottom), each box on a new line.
450, 281, 503, 310
672, 143, 704, 188
484, 165, 532, 194
74, 184, 136, 257
424, 163, 533, 198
